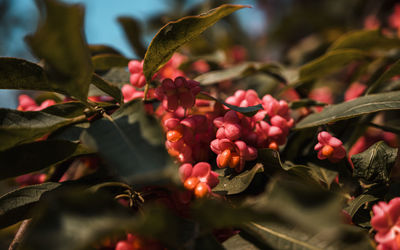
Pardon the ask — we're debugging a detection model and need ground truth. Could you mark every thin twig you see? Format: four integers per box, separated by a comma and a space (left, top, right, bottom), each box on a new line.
9, 219, 31, 250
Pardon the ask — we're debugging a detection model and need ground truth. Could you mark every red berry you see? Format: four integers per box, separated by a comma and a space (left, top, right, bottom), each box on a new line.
218, 149, 232, 168
166, 130, 183, 142
194, 182, 209, 198
322, 145, 334, 157
184, 177, 199, 191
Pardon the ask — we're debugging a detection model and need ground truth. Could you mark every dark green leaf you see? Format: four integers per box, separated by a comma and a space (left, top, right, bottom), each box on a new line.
194, 62, 284, 85
0, 182, 61, 228
92, 54, 130, 71
295, 91, 400, 129
242, 178, 373, 250
21, 189, 135, 250
89, 44, 122, 56
329, 30, 400, 51
282, 162, 338, 189
91, 73, 123, 103
0, 140, 93, 181
298, 49, 369, 83
366, 59, 400, 94
345, 194, 379, 218
289, 99, 326, 109
100, 67, 130, 86
197, 92, 263, 117
352, 141, 398, 183
117, 16, 147, 58
143, 4, 248, 82
222, 234, 261, 250
81, 101, 175, 185
26, 0, 93, 101
0, 102, 87, 151
212, 163, 264, 195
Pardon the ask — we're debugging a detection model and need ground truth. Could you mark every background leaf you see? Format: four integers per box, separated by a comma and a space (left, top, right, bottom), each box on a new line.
328, 30, 400, 51
352, 141, 398, 183
0, 140, 93, 181
366, 58, 400, 94
295, 91, 400, 129
143, 4, 248, 82
0, 102, 87, 150
81, 101, 175, 185
0, 182, 61, 228
117, 16, 147, 59
91, 73, 123, 103
91, 54, 130, 71
26, 0, 93, 101
298, 49, 369, 83
194, 62, 285, 85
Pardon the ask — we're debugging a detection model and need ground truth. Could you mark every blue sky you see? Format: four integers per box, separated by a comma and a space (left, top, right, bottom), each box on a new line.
0, 0, 265, 108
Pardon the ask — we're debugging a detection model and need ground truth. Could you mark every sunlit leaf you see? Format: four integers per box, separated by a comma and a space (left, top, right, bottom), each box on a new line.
295, 91, 400, 129
143, 4, 248, 82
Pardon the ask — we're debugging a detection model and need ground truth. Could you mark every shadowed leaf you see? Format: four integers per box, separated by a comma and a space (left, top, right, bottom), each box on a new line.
213, 164, 264, 195
0, 182, 62, 228
0, 140, 93, 181
26, 0, 93, 101
0, 102, 87, 151
92, 54, 130, 71
117, 17, 147, 58
91, 74, 123, 103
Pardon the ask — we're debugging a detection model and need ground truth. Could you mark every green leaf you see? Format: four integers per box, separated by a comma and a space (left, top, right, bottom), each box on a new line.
212, 164, 264, 195
26, 0, 93, 101
197, 92, 263, 117
295, 91, 400, 129
352, 141, 398, 183
329, 30, 400, 51
366, 59, 400, 95
0, 182, 61, 228
21, 189, 199, 249
282, 162, 338, 189
0, 140, 93, 181
222, 234, 261, 250
143, 4, 248, 82
289, 99, 326, 109
100, 67, 130, 86
20, 189, 136, 250
92, 54, 130, 71
194, 62, 285, 85
89, 44, 122, 56
91, 73, 123, 103
117, 16, 147, 58
0, 102, 87, 151
298, 49, 369, 83
345, 193, 379, 218
81, 101, 174, 185
242, 178, 373, 250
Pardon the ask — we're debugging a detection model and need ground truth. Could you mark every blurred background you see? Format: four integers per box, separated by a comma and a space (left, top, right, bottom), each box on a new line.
0, 0, 398, 108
